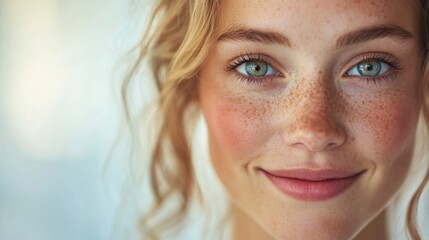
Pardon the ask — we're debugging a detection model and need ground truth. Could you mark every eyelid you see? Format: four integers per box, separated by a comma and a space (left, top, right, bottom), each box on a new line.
341, 52, 402, 77
225, 53, 287, 87
226, 53, 283, 72
347, 61, 390, 77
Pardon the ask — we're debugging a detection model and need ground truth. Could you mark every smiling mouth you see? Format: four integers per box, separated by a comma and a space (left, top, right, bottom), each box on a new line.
260, 168, 365, 201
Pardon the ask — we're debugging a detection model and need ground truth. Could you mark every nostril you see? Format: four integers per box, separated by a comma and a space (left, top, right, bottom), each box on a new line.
326, 142, 339, 150
284, 121, 346, 152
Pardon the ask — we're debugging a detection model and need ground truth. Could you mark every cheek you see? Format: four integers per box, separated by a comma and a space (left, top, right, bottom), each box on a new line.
351, 94, 419, 164
202, 94, 275, 162
348, 93, 420, 209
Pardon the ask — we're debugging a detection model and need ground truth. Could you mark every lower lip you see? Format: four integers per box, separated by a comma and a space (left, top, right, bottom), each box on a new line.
263, 171, 362, 201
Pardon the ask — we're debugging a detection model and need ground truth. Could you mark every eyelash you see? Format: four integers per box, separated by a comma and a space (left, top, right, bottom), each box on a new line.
226, 53, 402, 85
344, 53, 402, 84
226, 53, 280, 84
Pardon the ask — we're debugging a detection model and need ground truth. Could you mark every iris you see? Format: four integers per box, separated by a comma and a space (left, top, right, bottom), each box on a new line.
245, 62, 268, 77
357, 60, 382, 77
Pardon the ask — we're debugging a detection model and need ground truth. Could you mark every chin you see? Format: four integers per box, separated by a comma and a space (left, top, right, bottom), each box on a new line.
270, 223, 361, 240
260, 210, 369, 240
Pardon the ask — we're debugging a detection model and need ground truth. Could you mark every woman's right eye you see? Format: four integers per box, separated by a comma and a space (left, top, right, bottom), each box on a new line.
236, 61, 279, 77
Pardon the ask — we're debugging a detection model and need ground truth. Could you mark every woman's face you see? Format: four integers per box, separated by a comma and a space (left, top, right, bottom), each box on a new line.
199, 0, 422, 239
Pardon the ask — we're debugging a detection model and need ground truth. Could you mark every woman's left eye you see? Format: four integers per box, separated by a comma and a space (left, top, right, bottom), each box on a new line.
347, 59, 390, 77
236, 61, 278, 77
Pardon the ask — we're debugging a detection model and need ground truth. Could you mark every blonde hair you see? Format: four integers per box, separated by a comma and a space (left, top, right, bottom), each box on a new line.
122, 0, 220, 238
121, 0, 429, 239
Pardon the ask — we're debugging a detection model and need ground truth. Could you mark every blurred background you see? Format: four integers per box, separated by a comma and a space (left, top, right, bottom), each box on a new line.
0, 0, 150, 239
1, 1, 429, 240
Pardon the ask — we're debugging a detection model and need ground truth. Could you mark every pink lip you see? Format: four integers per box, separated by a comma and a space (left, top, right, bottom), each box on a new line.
261, 168, 364, 201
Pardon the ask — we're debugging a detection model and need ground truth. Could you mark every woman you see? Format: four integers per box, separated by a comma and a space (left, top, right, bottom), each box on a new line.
122, 0, 429, 239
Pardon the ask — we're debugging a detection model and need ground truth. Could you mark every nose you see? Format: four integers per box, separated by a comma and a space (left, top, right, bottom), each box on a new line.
284, 81, 346, 152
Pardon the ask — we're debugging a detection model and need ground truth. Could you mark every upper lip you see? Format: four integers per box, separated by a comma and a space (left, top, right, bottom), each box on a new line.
260, 168, 364, 181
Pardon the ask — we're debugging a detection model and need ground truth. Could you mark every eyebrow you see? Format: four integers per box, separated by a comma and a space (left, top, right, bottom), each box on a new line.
217, 27, 291, 46
217, 24, 413, 48
335, 24, 413, 48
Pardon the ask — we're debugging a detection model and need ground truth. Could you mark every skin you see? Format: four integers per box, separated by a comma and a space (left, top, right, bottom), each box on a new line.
198, 0, 422, 239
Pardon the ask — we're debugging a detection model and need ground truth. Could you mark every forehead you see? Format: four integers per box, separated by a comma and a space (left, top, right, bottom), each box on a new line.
217, 0, 419, 42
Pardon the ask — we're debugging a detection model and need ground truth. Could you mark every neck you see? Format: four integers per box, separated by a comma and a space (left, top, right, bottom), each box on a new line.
353, 210, 388, 240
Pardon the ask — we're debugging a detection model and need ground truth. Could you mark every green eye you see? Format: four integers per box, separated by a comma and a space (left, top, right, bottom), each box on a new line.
236, 61, 277, 77
245, 62, 268, 76
357, 60, 381, 76
348, 60, 389, 77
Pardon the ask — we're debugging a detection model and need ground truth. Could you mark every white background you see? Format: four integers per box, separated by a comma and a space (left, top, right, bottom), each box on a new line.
0, 1, 150, 239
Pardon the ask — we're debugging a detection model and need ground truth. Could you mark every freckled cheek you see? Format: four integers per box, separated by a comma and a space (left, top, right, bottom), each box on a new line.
203, 98, 274, 162
353, 97, 419, 163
